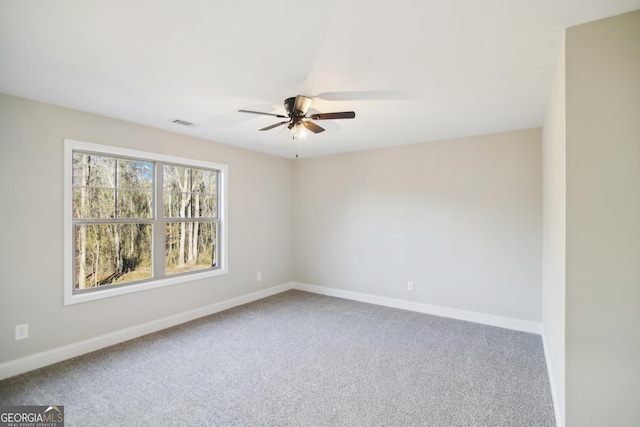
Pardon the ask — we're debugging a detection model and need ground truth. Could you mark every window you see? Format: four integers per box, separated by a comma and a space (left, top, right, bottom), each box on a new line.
64, 139, 227, 305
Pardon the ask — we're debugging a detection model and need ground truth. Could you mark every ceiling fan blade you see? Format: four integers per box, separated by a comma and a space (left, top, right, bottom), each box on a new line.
308, 111, 356, 120
239, 109, 287, 118
302, 120, 325, 134
293, 96, 313, 115
259, 121, 289, 131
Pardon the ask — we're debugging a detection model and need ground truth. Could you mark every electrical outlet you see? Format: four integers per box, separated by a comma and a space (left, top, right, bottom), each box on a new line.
257, 272, 262, 282
15, 324, 29, 341
407, 281, 414, 291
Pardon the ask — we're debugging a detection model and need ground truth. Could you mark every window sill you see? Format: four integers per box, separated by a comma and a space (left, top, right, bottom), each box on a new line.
64, 267, 228, 305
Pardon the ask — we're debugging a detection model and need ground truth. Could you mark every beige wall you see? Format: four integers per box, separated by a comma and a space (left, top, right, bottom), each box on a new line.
542, 36, 566, 425
293, 129, 542, 321
0, 93, 294, 364
565, 10, 640, 427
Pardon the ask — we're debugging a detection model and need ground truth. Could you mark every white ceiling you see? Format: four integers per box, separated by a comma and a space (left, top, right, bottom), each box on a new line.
1, 1, 639, 158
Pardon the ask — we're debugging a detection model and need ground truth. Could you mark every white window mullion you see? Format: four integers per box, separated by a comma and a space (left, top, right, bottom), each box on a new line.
153, 160, 166, 278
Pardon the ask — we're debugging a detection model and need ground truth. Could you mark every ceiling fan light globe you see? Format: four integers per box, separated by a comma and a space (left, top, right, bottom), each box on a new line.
291, 123, 309, 141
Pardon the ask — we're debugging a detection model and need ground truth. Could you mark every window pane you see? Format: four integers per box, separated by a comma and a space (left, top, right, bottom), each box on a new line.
165, 221, 217, 275
163, 192, 189, 219
190, 169, 217, 217
118, 159, 153, 190
73, 187, 115, 219
73, 153, 115, 188
199, 169, 218, 193
199, 192, 217, 218
190, 168, 204, 192
163, 165, 217, 218
163, 165, 188, 191
75, 223, 152, 289
118, 189, 153, 219
190, 168, 217, 193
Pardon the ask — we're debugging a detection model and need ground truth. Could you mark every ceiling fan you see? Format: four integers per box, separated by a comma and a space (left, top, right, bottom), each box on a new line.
239, 95, 356, 140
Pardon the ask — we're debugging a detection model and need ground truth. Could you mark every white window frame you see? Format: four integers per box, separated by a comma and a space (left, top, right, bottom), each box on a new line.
63, 139, 228, 305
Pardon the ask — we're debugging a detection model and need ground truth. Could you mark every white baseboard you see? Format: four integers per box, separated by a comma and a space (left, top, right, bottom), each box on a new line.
292, 282, 542, 334
0, 282, 295, 381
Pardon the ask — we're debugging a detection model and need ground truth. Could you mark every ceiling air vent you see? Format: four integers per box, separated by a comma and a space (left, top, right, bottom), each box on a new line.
172, 119, 196, 127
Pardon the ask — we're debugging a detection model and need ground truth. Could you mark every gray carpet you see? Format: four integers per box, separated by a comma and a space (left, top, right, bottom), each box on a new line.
0, 290, 555, 426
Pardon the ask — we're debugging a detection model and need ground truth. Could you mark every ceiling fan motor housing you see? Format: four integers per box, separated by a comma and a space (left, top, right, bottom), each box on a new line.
286, 96, 312, 117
